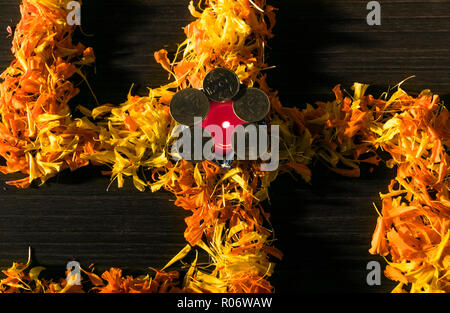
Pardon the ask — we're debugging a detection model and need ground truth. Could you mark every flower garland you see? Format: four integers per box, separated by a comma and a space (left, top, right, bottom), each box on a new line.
0, 0, 448, 293
0, 0, 97, 189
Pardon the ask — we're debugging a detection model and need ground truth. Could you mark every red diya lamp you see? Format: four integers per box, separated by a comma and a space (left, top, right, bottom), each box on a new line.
169, 68, 270, 166
200, 99, 246, 155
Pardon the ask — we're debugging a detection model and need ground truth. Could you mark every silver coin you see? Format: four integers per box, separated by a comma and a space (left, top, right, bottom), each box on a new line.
169, 88, 210, 126
232, 87, 271, 123
203, 68, 241, 102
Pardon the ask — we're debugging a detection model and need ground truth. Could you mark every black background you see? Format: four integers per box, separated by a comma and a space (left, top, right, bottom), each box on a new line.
0, 0, 449, 293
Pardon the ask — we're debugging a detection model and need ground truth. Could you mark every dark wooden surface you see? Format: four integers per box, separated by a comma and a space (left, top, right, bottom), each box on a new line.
0, 0, 449, 293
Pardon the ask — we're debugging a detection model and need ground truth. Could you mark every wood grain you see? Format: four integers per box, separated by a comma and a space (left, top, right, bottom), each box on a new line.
0, 0, 449, 293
